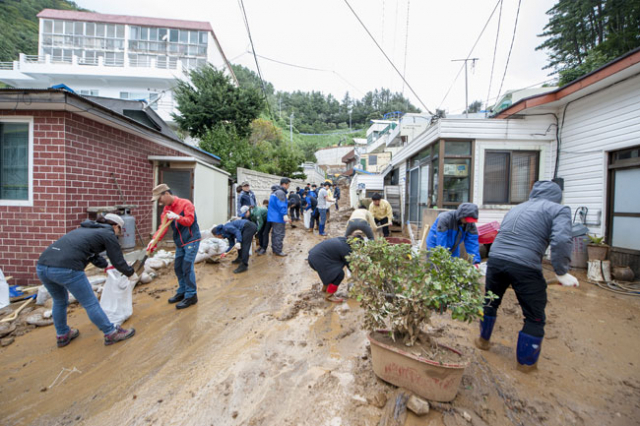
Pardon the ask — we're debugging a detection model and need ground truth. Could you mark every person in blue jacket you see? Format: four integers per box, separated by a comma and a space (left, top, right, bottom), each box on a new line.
213, 219, 257, 274
266, 178, 291, 256
426, 203, 481, 264
303, 190, 319, 231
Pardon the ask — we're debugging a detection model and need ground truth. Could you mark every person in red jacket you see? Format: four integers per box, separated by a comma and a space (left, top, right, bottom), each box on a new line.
148, 184, 201, 309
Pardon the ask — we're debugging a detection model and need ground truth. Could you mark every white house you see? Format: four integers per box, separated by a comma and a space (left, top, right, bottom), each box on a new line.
0, 9, 237, 125
383, 116, 557, 228
495, 47, 640, 275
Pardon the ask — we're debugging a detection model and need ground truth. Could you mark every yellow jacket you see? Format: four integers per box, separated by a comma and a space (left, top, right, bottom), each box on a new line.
369, 199, 393, 223
348, 208, 377, 230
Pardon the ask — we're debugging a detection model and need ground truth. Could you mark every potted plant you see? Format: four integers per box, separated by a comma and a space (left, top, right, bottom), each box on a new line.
587, 234, 609, 261
348, 240, 494, 402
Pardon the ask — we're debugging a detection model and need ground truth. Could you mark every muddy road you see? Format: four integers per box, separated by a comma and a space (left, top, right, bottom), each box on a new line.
1, 212, 640, 426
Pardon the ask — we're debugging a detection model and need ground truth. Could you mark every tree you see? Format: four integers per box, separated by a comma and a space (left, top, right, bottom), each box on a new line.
198, 124, 255, 175
464, 100, 483, 114
172, 64, 264, 138
537, 0, 640, 85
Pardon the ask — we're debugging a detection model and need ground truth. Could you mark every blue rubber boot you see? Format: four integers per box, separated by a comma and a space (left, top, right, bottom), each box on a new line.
516, 331, 543, 371
475, 315, 496, 350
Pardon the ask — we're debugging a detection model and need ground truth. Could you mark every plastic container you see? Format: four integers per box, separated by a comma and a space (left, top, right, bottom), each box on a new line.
368, 331, 468, 402
477, 221, 500, 245
119, 210, 136, 249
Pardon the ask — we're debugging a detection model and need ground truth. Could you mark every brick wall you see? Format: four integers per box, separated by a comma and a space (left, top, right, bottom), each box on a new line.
0, 110, 186, 285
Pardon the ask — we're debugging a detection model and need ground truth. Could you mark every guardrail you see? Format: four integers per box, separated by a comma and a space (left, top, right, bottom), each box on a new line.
3, 54, 199, 72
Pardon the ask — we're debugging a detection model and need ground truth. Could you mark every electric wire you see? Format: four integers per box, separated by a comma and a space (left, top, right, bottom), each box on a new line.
252, 53, 365, 96
237, 0, 274, 119
437, 0, 503, 111
343, 0, 433, 115
496, 0, 522, 106
401, 0, 411, 94
485, 0, 503, 112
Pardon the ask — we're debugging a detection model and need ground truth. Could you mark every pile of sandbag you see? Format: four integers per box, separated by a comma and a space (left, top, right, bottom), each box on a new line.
195, 238, 229, 263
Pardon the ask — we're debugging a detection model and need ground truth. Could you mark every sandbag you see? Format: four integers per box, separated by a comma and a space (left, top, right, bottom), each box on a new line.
36, 285, 51, 305
99, 267, 133, 327
303, 210, 312, 229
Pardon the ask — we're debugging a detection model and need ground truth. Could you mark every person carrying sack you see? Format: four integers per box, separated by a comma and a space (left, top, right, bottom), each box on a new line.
36, 214, 137, 347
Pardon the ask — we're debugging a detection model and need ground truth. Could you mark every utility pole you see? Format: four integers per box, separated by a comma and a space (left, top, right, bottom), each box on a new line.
289, 112, 294, 144
451, 58, 479, 118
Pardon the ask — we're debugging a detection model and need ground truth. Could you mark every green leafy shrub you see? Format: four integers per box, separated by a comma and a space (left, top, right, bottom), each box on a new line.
587, 234, 606, 245
348, 240, 493, 347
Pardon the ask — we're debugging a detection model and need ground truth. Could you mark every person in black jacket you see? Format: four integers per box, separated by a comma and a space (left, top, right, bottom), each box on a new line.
308, 236, 361, 303
288, 191, 301, 221
36, 214, 137, 348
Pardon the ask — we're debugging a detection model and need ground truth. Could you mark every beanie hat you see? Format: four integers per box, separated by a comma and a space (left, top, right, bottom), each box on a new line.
240, 205, 250, 216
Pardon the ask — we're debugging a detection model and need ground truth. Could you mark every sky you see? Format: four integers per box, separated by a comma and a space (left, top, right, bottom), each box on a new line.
75, 0, 559, 115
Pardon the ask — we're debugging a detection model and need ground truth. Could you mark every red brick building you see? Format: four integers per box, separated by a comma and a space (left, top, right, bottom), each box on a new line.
0, 89, 227, 285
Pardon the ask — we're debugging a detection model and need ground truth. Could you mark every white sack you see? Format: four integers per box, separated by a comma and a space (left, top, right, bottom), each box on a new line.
100, 268, 134, 327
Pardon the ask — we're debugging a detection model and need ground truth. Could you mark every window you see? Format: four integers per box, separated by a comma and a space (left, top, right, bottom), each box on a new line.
0, 119, 32, 205
78, 89, 99, 96
483, 151, 539, 204
368, 155, 378, 166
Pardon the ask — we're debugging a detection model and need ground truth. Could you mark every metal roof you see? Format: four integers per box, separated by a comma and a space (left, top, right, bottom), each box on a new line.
37, 9, 213, 32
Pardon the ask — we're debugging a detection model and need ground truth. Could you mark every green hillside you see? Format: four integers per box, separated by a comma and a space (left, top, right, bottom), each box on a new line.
0, 0, 87, 62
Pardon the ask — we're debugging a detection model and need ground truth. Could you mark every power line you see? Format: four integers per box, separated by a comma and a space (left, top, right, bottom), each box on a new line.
485, 0, 503, 112
343, 0, 433, 115
253, 53, 365, 96
437, 0, 503, 111
237, 0, 274, 119
401, 0, 411, 94
496, 0, 523, 104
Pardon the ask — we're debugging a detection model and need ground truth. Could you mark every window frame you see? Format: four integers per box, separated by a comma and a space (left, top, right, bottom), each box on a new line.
482, 149, 540, 205
0, 117, 34, 207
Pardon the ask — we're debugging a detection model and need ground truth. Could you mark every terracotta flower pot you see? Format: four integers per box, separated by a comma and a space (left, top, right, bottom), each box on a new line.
368, 331, 468, 402
587, 244, 609, 261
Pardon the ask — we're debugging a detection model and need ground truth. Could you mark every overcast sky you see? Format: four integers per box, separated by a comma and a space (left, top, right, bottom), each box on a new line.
75, 0, 558, 114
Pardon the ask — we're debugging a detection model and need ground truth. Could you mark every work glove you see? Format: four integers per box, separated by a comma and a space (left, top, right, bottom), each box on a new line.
166, 211, 180, 221
234, 242, 241, 250
146, 241, 157, 254
556, 273, 579, 287
284, 215, 291, 223
128, 273, 140, 285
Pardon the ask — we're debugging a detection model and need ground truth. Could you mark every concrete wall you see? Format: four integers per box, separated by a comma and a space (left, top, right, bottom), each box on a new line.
314, 146, 353, 167
236, 167, 306, 209
194, 162, 229, 229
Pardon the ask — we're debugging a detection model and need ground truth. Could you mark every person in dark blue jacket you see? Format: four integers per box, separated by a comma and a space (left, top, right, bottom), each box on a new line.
333, 185, 341, 211
266, 178, 291, 256
213, 219, 257, 274
310, 184, 318, 198
303, 190, 319, 231
426, 203, 481, 264
236, 181, 257, 216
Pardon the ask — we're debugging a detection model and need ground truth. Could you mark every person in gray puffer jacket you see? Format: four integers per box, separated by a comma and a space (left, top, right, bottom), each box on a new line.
476, 181, 579, 371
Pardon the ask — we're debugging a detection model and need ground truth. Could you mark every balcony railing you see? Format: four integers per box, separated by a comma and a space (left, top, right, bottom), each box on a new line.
3, 53, 197, 74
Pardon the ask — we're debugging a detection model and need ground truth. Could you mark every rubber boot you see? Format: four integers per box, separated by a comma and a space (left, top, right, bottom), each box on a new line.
475, 315, 496, 350
516, 331, 543, 372
325, 283, 344, 303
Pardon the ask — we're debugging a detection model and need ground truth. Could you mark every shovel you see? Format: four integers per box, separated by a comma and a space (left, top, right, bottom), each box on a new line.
135, 219, 173, 273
